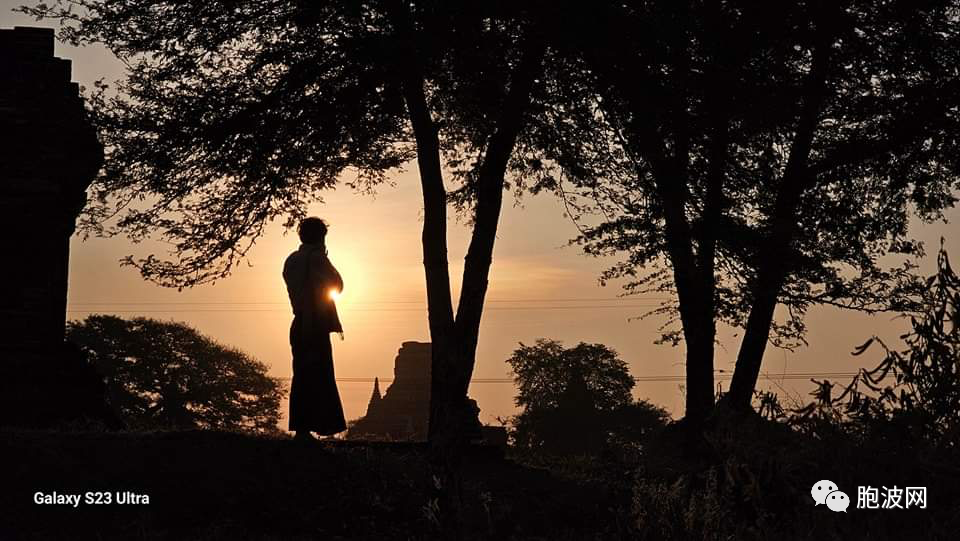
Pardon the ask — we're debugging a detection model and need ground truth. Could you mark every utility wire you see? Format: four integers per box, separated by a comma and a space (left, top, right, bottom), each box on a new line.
67, 297, 674, 305
288, 371, 890, 383
65, 305, 665, 313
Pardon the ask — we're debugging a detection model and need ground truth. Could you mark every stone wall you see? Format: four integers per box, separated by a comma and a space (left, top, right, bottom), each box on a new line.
0, 27, 104, 426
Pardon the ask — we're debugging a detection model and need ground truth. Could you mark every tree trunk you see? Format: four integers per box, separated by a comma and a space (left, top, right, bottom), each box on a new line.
664, 17, 718, 423
725, 273, 783, 409
424, 37, 544, 533
448, 39, 547, 402
624, 98, 717, 423
385, 4, 462, 536
683, 318, 715, 422
724, 25, 834, 410
581, 21, 718, 423
386, 3, 545, 535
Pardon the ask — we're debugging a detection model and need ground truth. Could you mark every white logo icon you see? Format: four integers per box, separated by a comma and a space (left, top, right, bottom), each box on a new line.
812, 480, 849, 512
826, 490, 850, 512
811, 480, 838, 506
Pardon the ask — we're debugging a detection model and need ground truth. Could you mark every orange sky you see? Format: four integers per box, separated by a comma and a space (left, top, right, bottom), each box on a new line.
5, 5, 959, 427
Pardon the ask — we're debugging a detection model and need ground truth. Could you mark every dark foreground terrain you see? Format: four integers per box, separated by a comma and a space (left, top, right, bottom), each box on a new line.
5, 418, 960, 540
1, 429, 618, 540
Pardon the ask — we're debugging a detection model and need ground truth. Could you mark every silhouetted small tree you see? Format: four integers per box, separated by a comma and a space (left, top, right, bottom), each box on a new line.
66, 315, 285, 433
792, 243, 960, 451
506, 339, 669, 454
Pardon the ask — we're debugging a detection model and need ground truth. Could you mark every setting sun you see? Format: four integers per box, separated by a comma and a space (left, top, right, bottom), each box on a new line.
328, 288, 341, 301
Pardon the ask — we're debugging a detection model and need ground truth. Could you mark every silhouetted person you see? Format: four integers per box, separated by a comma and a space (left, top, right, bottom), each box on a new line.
283, 218, 347, 441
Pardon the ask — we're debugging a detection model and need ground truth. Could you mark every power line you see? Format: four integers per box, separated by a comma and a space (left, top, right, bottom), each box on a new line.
65, 304, 664, 313
325, 378, 512, 383
285, 371, 890, 383
65, 296, 672, 314
66, 297, 674, 305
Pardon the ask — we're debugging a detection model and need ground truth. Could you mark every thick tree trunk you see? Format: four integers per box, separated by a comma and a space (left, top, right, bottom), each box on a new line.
424, 39, 544, 536
650, 162, 716, 423
724, 30, 834, 410
681, 49, 731, 422
695, 45, 729, 411
623, 102, 716, 423
386, 4, 462, 536
387, 4, 544, 535
683, 318, 715, 422
386, 1, 457, 436
581, 23, 718, 423
665, 21, 718, 423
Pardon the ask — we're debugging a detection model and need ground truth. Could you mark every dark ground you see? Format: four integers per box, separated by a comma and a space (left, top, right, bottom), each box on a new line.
7, 419, 960, 540
1, 429, 620, 540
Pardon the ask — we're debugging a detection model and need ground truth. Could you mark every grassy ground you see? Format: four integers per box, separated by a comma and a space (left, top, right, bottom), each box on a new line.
629, 414, 960, 541
1, 429, 618, 540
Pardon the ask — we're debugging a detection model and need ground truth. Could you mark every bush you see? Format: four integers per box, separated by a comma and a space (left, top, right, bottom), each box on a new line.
66, 315, 286, 433
506, 339, 669, 455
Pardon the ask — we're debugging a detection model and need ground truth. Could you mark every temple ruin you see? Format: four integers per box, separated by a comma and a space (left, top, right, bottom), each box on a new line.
0, 27, 105, 426
348, 341, 434, 440
347, 341, 506, 445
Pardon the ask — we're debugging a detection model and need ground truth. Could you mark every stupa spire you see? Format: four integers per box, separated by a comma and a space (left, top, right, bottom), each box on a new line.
366, 377, 382, 413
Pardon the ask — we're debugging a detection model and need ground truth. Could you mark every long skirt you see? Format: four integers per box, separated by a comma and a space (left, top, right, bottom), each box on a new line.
288, 318, 347, 434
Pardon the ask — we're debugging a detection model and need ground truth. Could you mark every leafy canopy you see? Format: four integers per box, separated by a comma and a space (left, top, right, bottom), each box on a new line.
797, 243, 960, 450
506, 339, 668, 453
66, 315, 285, 432
21, 0, 551, 288
508, 339, 634, 413
529, 1, 960, 348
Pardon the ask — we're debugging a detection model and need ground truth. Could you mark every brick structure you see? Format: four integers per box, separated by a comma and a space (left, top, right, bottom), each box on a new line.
347, 341, 502, 444
0, 27, 105, 426
348, 341, 433, 440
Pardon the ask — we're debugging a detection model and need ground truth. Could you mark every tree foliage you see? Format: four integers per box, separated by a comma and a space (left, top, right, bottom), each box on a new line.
22, 5, 548, 529
524, 0, 960, 416
23, 0, 548, 443
66, 315, 285, 433
19, 0, 546, 288
21, 0, 418, 287
506, 339, 669, 453
794, 243, 960, 451
25, 0, 960, 424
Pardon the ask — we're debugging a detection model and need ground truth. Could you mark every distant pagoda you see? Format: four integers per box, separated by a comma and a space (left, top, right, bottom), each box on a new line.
348, 341, 433, 440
